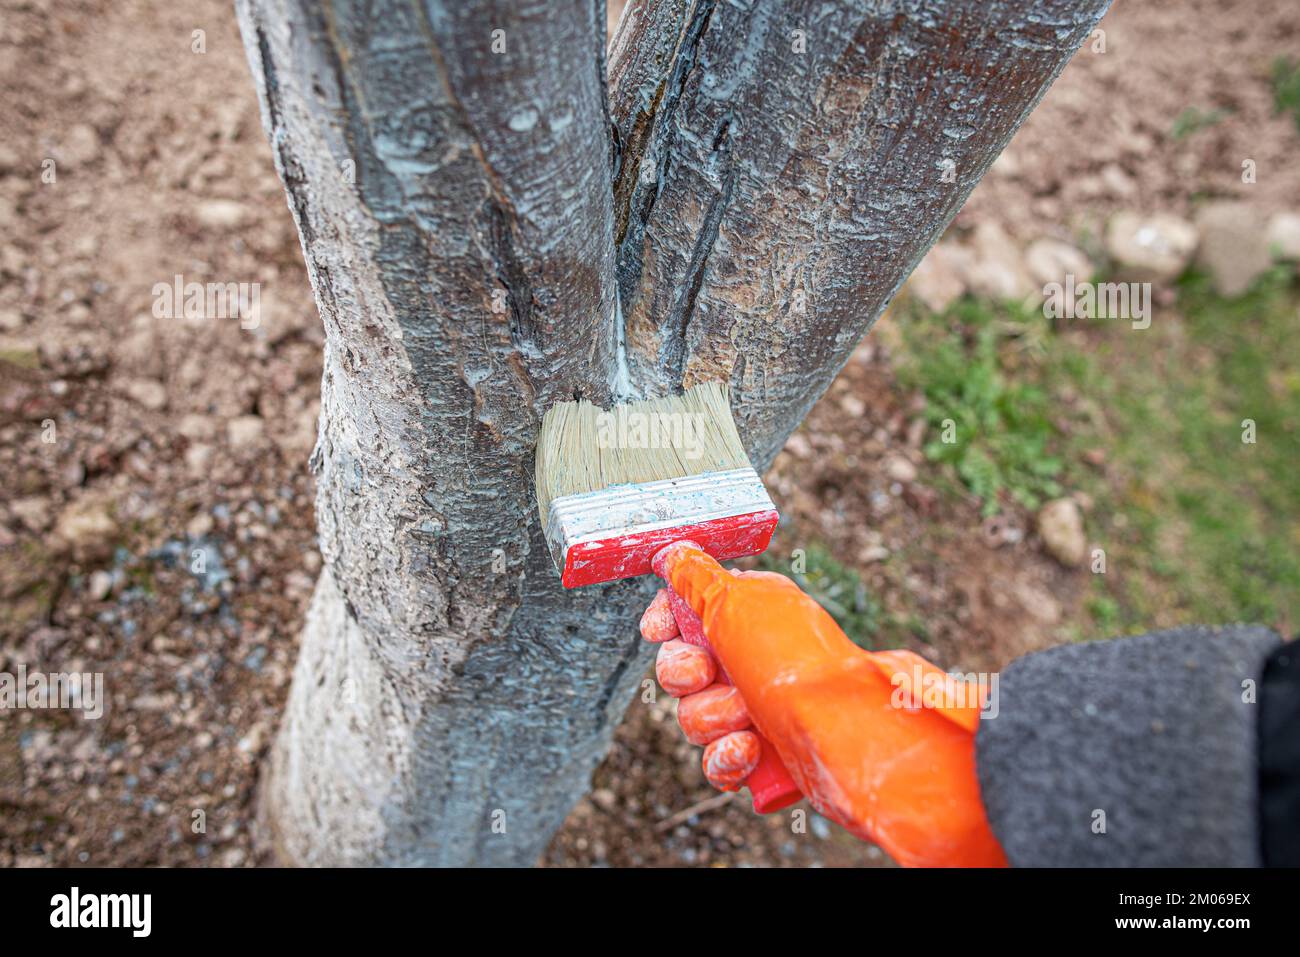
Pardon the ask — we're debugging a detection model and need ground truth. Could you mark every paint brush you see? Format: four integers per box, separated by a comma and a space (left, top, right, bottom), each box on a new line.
535, 381, 779, 589
535, 381, 801, 813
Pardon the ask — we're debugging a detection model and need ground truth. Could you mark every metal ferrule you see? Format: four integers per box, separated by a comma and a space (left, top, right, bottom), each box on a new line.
544, 467, 774, 570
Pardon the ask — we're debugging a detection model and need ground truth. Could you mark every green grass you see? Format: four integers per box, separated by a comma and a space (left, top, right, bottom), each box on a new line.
1171, 106, 1230, 141
1085, 267, 1300, 634
0, 348, 40, 370
896, 267, 1300, 639
1271, 56, 1300, 133
895, 297, 1070, 516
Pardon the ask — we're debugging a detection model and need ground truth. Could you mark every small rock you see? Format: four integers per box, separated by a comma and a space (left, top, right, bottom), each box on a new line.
1082, 448, 1107, 469
54, 498, 118, 557
196, 199, 248, 230
1265, 211, 1300, 262
177, 413, 216, 441
964, 223, 1035, 302
783, 433, 812, 459
237, 724, 267, 756
9, 496, 52, 532
590, 788, 617, 812
1099, 163, 1138, 199
1194, 202, 1272, 297
882, 453, 918, 483
63, 73, 88, 98
186, 512, 214, 538
58, 124, 100, 166
838, 393, 866, 419
113, 328, 164, 378
227, 415, 265, 453
72, 233, 98, 259
86, 570, 113, 601
1037, 498, 1086, 567
908, 242, 970, 313
185, 443, 214, 478
270, 400, 318, 460
132, 693, 175, 712
122, 378, 167, 411
1105, 212, 1198, 283
1024, 238, 1094, 288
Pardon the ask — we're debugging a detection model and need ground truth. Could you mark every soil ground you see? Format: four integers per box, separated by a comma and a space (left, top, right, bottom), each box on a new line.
1, 0, 1296, 867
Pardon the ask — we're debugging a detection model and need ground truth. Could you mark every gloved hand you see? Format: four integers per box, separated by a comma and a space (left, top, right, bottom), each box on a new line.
641, 541, 1007, 868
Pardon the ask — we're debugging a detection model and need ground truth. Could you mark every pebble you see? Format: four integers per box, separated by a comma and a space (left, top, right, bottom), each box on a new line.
1266, 211, 1300, 261
908, 242, 970, 313
227, 415, 265, 453
186, 512, 215, 538
196, 199, 248, 229
1099, 163, 1137, 199
54, 498, 118, 555
783, 433, 812, 459
178, 414, 217, 441
882, 453, 918, 483
58, 123, 100, 166
185, 443, 215, 478
1194, 202, 1272, 297
964, 222, 1035, 302
1037, 498, 1087, 567
10, 496, 52, 532
1024, 237, 1094, 287
838, 393, 866, 418
87, 569, 113, 601
122, 378, 168, 411
1105, 212, 1198, 283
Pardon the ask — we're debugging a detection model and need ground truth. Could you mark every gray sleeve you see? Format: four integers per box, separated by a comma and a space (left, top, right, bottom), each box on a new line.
975, 625, 1282, 867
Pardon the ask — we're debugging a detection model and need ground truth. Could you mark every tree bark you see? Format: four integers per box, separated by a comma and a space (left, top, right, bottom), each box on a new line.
237, 0, 1109, 865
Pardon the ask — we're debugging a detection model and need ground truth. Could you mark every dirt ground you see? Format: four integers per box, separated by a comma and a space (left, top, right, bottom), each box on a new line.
0, 0, 1294, 867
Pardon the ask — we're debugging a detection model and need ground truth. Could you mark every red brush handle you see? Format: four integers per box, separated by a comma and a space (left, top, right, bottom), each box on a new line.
665, 591, 802, 814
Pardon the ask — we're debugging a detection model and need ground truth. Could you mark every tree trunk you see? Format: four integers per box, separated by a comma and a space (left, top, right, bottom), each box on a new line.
236, 0, 1109, 866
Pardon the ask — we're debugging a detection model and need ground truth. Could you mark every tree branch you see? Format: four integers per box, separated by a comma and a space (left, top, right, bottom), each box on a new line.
610, 0, 1111, 466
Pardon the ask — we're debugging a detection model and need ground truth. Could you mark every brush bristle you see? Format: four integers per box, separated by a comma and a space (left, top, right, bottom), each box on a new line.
535, 381, 751, 529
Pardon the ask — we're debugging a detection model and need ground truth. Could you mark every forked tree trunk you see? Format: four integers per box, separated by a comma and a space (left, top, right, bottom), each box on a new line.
236, 0, 1109, 865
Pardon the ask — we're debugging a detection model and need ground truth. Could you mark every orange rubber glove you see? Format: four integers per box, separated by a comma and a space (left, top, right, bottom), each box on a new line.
641, 541, 1007, 868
